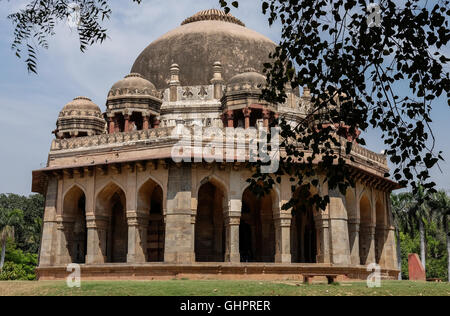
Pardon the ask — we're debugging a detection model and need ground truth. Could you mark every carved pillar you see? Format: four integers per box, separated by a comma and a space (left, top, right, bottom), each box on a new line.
55, 217, 73, 265
169, 64, 180, 102
86, 216, 108, 264
360, 224, 376, 265
328, 189, 351, 265
224, 197, 241, 263
315, 216, 331, 263
274, 212, 292, 263
143, 115, 150, 130
348, 219, 361, 265
243, 107, 251, 129
226, 110, 234, 128
224, 215, 241, 263
127, 212, 149, 263
124, 114, 130, 132
39, 176, 58, 267
108, 114, 115, 134
164, 165, 195, 263
383, 226, 398, 269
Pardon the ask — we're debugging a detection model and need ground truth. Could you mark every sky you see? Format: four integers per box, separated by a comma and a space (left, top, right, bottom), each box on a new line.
0, 0, 448, 195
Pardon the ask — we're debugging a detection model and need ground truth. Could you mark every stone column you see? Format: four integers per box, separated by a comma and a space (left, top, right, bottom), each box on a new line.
315, 216, 331, 263
124, 113, 130, 132
143, 115, 150, 130
108, 114, 115, 134
39, 176, 58, 267
224, 214, 241, 263
224, 198, 241, 263
164, 165, 195, 263
243, 107, 251, 129
274, 212, 292, 263
127, 212, 149, 263
383, 226, 398, 269
360, 224, 376, 265
86, 216, 108, 264
226, 110, 234, 128
55, 217, 73, 265
376, 225, 387, 266
328, 189, 351, 265
348, 219, 360, 265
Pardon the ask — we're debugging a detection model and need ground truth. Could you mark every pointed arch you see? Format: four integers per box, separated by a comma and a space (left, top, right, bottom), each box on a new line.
197, 174, 229, 202
290, 187, 318, 263
63, 183, 87, 202
240, 187, 276, 262
138, 177, 165, 262
95, 182, 127, 263
195, 179, 226, 262
62, 185, 87, 263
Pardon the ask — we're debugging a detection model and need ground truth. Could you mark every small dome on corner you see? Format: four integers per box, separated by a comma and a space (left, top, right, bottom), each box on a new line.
60, 96, 102, 115
108, 73, 157, 98
228, 68, 266, 88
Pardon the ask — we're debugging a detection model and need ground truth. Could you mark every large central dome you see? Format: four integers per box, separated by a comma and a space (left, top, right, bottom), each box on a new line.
131, 9, 277, 89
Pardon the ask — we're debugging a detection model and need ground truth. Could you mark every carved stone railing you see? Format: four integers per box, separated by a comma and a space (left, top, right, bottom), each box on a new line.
50, 127, 176, 152
352, 143, 388, 166
50, 126, 388, 167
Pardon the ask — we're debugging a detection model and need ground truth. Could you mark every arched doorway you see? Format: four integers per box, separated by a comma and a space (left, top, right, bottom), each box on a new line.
359, 194, 372, 265
240, 188, 275, 262
291, 209, 317, 263
290, 188, 318, 263
96, 183, 127, 263
138, 178, 165, 262
195, 181, 225, 262
63, 186, 87, 264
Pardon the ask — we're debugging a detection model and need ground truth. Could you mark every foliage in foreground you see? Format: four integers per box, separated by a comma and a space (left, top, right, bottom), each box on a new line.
400, 223, 448, 281
392, 190, 449, 281
0, 241, 38, 281
0, 194, 43, 280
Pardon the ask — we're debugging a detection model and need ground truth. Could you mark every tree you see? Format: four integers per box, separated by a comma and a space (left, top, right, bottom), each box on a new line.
0, 209, 22, 272
220, 0, 449, 212
406, 186, 432, 271
3, 0, 142, 73
429, 190, 450, 282
4, 1, 450, 212
0, 194, 44, 254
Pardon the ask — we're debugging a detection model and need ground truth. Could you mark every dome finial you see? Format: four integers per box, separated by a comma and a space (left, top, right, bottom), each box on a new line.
181, 9, 245, 27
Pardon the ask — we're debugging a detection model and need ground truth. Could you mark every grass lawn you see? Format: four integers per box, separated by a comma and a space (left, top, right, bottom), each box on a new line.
0, 280, 449, 296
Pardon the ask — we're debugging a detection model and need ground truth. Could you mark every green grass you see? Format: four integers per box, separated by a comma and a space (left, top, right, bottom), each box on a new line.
0, 280, 449, 296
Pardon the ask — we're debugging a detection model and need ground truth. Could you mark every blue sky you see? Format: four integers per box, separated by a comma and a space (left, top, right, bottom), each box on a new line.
0, 0, 448, 195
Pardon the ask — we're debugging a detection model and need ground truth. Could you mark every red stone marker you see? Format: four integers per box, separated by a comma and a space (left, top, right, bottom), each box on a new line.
408, 253, 426, 281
